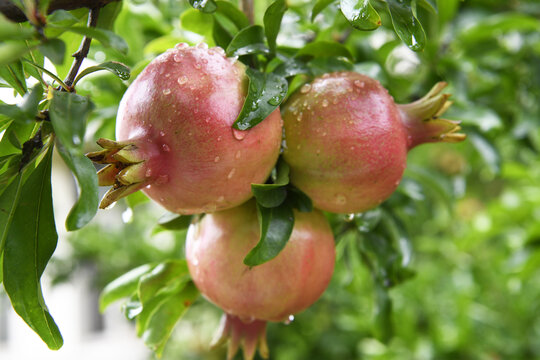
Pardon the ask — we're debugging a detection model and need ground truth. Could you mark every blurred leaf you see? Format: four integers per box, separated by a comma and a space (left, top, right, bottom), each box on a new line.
2, 148, 63, 350
180, 8, 214, 40
0, 172, 23, 253
355, 208, 382, 233
373, 284, 393, 342
54, 26, 129, 54
0, 43, 31, 70
264, 0, 287, 54
226, 25, 269, 57
0, 61, 27, 95
189, 0, 217, 13
100, 263, 156, 312
273, 57, 310, 78
297, 41, 354, 60
73, 61, 130, 85
311, 0, 336, 21
416, 0, 437, 14
158, 213, 193, 230
37, 38, 65, 65
340, 0, 381, 31
308, 56, 354, 76
232, 67, 287, 130
49, 91, 98, 230
215, 1, 249, 30
386, 0, 426, 51
47, 9, 79, 27
97, 1, 123, 30
468, 132, 501, 175
243, 202, 294, 266
0, 14, 34, 40
125, 191, 149, 208
458, 13, 540, 45
18, 83, 42, 120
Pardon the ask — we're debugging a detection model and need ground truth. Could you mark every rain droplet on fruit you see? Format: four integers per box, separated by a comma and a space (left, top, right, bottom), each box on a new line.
178, 75, 188, 85
196, 42, 209, 49
232, 128, 246, 140
162, 89, 171, 95
162, 144, 170, 152
354, 79, 365, 88
336, 194, 347, 205
175, 42, 189, 49
235, 151, 241, 159
300, 84, 311, 94
322, 99, 329, 107
214, 156, 220, 163
227, 168, 236, 179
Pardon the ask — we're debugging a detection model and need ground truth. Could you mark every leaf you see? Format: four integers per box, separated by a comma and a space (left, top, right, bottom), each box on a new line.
0, 13, 35, 40
226, 25, 269, 57
308, 56, 354, 76
416, 0, 437, 14
286, 187, 313, 212
355, 208, 382, 233
340, 0, 381, 31
264, 0, 287, 53
212, 15, 234, 49
273, 57, 310, 78
18, 83, 43, 122
243, 202, 295, 266
73, 61, 130, 85
157, 213, 193, 230
49, 91, 98, 230
373, 283, 393, 343
215, 1, 250, 30
141, 282, 199, 356
54, 26, 129, 54
2, 148, 63, 350
189, 0, 218, 13
251, 159, 290, 208
0, 172, 23, 254
468, 132, 501, 175
37, 38, 65, 65
99, 263, 156, 312
47, 9, 80, 27
233, 68, 287, 131
297, 41, 354, 60
180, 8, 214, 40
0, 62, 27, 96
97, 1, 123, 30
386, 0, 426, 51
312, 0, 336, 21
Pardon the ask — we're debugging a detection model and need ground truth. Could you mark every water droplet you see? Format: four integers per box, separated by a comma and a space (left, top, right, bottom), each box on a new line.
332, 98, 338, 104
232, 128, 246, 140
235, 150, 241, 159
217, 195, 225, 202
162, 144, 170, 152
322, 73, 330, 79
177, 75, 188, 85
159, 131, 165, 137
214, 47, 226, 56
296, 144, 301, 150
165, 73, 171, 78
214, 156, 220, 162
300, 84, 311, 94
188, 132, 192, 136
202, 58, 208, 64
173, 54, 182, 62
227, 168, 236, 179
284, 314, 295, 325
316, 149, 320, 154
162, 88, 171, 95
288, 315, 295, 322
354, 79, 365, 88
190, 84, 196, 90
145, 169, 153, 177
228, 56, 239, 64
394, 180, 401, 186
322, 99, 329, 107
322, 132, 327, 137
296, 115, 302, 122
347, 86, 353, 93
194, 62, 202, 69
336, 194, 347, 205
196, 42, 208, 49
346, 213, 355, 221
175, 42, 189, 49
350, 146, 355, 151
205, 117, 210, 123
217, 136, 222, 142
194, 108, 199, 114
156, 174, 169, 184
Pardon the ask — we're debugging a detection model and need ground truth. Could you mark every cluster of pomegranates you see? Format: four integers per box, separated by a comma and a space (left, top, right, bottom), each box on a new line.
88, 43, 464, 359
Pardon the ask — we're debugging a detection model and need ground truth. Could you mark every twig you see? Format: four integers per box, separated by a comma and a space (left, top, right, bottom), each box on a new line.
0, 0, 119, 22
63, 7, 100, 90
240, 0, 254, 25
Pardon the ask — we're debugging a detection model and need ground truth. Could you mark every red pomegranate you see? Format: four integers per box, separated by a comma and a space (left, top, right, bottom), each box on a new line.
87, 43, 282, 214
282, 72, 466, 214
185, 200, 335, 359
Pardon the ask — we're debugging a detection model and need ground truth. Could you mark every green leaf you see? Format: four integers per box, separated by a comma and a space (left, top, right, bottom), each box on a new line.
0, 61, 27, 95
2, 148, 63, 350
180, 8, 214, 40
308, 56, 354, 76
47, 9, 80, 27
468, 132, 501, 175
297, 41, 354, 60
286, 187, 313, 212
189, 0, 218, 13
49, 91, 98, 230
0, 41, 32, 66
215, 1, 250, 30
141, 282, 199, 356
73, 61, 130, 85
226, 25, 269, 57
340, 0, 381, 31
158, 213, 193, 230
0, 172, 23, 254
355, 208, 382, 233
212, 15, 234, 49
311, 0, 336, 21
386, 0, 426, 51
243, 202, 295, 266
251, 159, 290, 208
373, 283, 393, 343
18, 83, 43, 122
416, 0, 437, 14
233, 67, 287, 131
273, 57, 310, 78
97, 1, 123, 30
37, 38, 66, 65
54, 26, 129, 54
99, 263, 156, 312
264, 0, 287, 54
0, 13, 35, 40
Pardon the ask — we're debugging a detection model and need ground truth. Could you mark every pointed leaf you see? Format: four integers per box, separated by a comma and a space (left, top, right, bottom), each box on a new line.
189, 0, 217, 13
0, 172, 23, 254
243, 202, 294, 266
264, 0, 287, 53
73, 61, 130, 85
0, 61, 27, 95
3, 148, 63, 350
157, 213, 193, 230
340, 0, 381, 31
386, 0, 426, 51
54, 26, 129, 54
215, 1, 249, 30
251, 159, 289, 208
0, 41, 31, 66
226, 25, 269, 57
312, 0, 336, 21
0, 13, 35, 40
297, 41, 354, 60
38, 38, 65, 65
233, 67, 287, 130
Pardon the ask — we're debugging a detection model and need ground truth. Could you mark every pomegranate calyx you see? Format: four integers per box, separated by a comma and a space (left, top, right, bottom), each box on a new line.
398, 82, 466, 149
86, 138, 148, 209
211, 313, 269, 360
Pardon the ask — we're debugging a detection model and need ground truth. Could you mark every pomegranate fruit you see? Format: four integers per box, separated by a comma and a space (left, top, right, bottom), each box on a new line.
185, 200, 335, 359
87, 43, 282, 214
282, 72, 466, 214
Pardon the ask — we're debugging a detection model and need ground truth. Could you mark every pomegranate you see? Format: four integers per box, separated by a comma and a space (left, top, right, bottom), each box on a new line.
87, 43, 282, 214
282, 72, 466, 214
185, 200, 335, 359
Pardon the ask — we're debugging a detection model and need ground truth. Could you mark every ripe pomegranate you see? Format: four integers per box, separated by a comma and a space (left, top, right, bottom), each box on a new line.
282, 72, 466, 214
185, 200, 335, 359
87, 43, 282, 214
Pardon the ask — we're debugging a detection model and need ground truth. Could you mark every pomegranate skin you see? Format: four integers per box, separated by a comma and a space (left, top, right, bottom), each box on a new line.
185, 201, 335, 323
282, 72, 408, 214
102, 44, 282, 214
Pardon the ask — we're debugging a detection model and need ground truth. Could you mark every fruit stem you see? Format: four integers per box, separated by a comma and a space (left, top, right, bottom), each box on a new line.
211, 313, 269, 360
398, 82, 466, 149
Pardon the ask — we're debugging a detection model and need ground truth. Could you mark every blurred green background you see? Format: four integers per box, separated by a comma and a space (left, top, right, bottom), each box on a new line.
45, 0, 540, 359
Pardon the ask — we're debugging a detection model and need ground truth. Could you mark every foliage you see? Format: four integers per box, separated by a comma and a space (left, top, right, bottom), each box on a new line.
0, 0, 539, 359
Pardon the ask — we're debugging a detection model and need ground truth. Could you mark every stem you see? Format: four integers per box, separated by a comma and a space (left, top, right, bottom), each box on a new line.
22, 58, 70, 90
0, 0, 120, 22
63, 6, 100, 90
240, 0, 254, 25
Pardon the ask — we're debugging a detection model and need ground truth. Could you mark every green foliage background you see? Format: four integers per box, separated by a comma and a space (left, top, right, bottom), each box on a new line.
1, 0, 540, 359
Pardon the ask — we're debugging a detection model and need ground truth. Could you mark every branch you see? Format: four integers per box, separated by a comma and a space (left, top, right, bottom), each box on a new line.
0, 0, 119, 22
63, 7, 100, 90
240, 0, 254, 25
